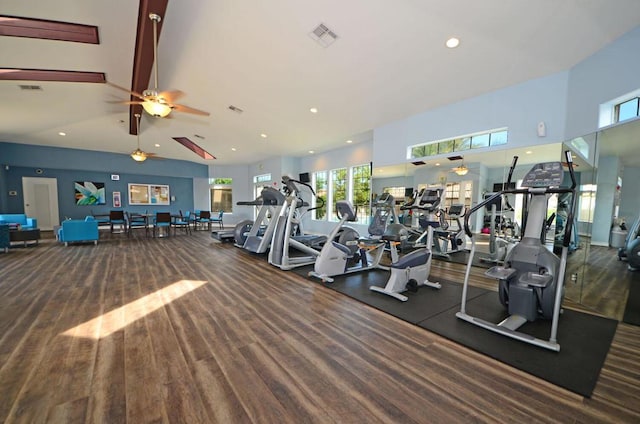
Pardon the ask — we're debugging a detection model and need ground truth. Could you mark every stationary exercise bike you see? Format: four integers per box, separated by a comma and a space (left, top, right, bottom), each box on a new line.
457, 152, 577, 351
309, 200, 385, 283
369, 225, 441, 301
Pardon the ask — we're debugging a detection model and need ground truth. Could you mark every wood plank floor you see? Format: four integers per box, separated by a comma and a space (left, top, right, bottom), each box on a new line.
0, 231, 639, 423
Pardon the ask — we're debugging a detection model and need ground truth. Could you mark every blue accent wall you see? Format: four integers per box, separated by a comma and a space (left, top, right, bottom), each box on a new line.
0, 142, 208, 219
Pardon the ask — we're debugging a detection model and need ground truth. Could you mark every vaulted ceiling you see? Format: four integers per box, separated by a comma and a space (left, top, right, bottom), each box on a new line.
1, 0, 640, 165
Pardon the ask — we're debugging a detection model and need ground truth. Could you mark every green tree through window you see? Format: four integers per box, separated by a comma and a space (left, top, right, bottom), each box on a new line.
314, 171, 328, 220
351, 164, 371, 223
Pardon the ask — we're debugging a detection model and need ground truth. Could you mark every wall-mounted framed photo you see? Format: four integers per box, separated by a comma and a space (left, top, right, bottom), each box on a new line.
128, 183, 170, 205
75, 181, 106, 205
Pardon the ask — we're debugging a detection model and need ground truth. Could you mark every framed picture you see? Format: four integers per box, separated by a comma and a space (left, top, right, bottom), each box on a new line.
113, 191, 121, 208
75, 181, 106, 205
128, 183, 170, 205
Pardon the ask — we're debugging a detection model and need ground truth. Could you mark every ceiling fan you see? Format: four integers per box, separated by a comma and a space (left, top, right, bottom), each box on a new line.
448, 156, 469, 176
131, 113, 160, 162
109, 13, 210, 118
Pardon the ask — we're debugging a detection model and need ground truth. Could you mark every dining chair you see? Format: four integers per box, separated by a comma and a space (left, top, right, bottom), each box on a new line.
172, 211, 192, 235
109, 210, 127, 234
210, 210, 224, 229
153, 212, 172, 238
195, 210, 211, 231
126, 211, 149, 238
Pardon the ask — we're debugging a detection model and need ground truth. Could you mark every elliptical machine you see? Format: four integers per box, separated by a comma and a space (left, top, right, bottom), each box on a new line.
618, 213, 640, 271
457, 151, 577, 352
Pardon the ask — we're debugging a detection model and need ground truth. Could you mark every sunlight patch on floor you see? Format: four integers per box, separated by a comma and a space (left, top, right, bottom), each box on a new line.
61, 279, 207, 339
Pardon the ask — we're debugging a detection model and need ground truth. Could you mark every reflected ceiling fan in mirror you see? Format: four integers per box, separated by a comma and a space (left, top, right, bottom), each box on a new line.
109, 12, 210, 119
448, 155, 469, 176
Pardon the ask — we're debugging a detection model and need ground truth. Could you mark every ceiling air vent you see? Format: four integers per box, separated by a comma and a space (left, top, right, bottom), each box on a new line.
411, 161, 426, 166
448, 155, 464, 161
309, 23, 338, 47
228, 105, 243, 114
19, 84, 42, 90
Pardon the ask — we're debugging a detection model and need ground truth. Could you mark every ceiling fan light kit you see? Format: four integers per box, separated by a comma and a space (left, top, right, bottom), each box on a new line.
131, 149, 147, 162
142, 93, 172, 117
454, 166, 469, 176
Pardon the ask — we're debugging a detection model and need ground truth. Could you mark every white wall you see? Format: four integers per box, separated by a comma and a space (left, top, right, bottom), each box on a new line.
192, 177, 211, 213
592, 156, 621, 245
565, 26, 640, 139
372, 72, 570, 167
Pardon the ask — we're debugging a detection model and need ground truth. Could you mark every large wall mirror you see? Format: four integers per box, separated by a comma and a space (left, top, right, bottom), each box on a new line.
372, 123, 640, 321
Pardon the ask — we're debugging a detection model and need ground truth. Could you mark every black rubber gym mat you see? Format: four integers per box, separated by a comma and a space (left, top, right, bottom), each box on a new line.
294, 267, 486, 324
623, 280, 640, 325
418, 291, 617, 397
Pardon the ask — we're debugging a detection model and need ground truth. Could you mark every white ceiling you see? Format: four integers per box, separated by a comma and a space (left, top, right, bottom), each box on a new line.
1, 0, 640, 166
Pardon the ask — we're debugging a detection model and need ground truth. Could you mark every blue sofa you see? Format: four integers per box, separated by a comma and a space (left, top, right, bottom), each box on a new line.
0, 224, 9, 253
58, 217, 99, 246
0, 214, 38, 230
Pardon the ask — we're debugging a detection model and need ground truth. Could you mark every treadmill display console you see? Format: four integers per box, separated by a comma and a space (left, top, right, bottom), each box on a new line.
521, 162, 564, 188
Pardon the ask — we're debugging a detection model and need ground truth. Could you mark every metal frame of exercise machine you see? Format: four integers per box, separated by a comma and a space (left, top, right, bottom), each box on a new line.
457, 151, 577, 351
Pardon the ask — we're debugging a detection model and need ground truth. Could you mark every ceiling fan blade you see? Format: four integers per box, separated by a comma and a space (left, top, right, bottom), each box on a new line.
158, 89, 185, 103
106, 81, 147, 101
106, 100, 145, 105
172, 103, 210, 116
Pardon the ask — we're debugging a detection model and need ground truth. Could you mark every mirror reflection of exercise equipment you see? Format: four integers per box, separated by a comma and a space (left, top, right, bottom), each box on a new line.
457, 152, 577, 351
618, 213, 640, 271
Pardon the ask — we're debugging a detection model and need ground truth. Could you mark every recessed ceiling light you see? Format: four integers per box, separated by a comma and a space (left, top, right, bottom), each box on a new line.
231, 147, 237, 151
154, 143, 160, 147
346, 139, 353, 144
445, 37, 460, 48
58, 132, 66, 136
260, 133, 268, 138
309, 107, 318, 114
309, 150, 315, 154
526, 150, 533, 154
435, 163, 440, 166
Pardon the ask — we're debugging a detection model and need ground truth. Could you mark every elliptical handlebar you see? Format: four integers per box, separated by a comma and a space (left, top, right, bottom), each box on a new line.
562, 150, 577, 248
281, 175, 326, 213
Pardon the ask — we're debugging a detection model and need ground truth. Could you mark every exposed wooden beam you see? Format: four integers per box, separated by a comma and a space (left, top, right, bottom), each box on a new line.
172, 137, 216, 159
129, 0, 169, 135
0, 68, 105, 83
0, 15, 99, 44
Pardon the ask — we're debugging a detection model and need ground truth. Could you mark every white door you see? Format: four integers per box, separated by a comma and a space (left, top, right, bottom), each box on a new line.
22, 177, 59, 230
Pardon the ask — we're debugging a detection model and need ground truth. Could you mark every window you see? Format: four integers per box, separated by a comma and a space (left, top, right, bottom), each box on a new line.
313, 171, 328, 220
383, 187, 406, 200
351, 164, 371, 223
471, 133, 490, 149
578, 184, 597, 223
408, 128, 508, 159
330, 168, 348, 221
210, 178, 232, 213
615, 97, 639, 123
253, 173, 271, 184
490, 130, 508, 146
